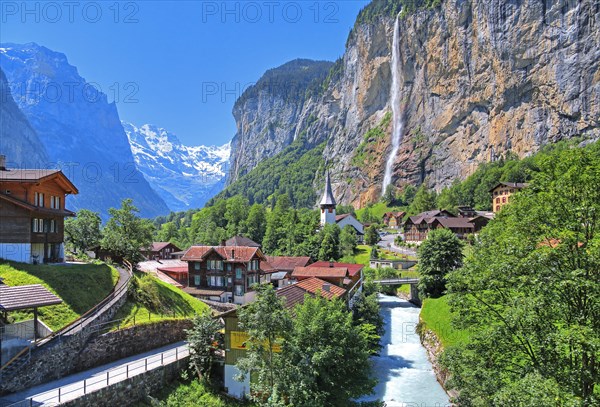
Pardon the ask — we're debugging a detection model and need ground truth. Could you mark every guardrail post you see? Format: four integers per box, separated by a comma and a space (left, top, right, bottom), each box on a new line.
161, 353, 164, 365
127, 364, 129, 378
107, 371, 109, 385
84, 379, 86, 394
145, 358, 148, 371
176, 347, 178, 360
58, 387, 61, 403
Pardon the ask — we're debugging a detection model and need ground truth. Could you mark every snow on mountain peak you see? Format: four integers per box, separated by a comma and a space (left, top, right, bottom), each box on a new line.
122, 121, 231, 211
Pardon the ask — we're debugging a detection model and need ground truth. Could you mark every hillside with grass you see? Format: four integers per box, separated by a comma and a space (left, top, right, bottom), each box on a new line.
114, 273, 208, 328
0, 261, 119, 330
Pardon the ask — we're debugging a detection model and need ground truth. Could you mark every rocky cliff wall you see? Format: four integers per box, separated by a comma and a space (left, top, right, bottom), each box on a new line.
227, 0, 600, 208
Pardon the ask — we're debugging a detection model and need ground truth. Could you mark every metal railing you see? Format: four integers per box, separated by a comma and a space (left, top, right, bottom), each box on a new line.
4, 344, 189, 407
0, 261, 133, 374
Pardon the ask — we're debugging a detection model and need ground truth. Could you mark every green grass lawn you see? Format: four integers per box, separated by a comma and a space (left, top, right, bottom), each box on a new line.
397, 268, 420, 295
113, 273, 208, 328
0, 261, 119, 330
355, 202, 406, 222
420, 295, 470, 348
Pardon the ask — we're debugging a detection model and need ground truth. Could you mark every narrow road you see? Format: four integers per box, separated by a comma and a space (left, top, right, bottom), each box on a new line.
378, 233, 417, 257
0, 342, 188, 407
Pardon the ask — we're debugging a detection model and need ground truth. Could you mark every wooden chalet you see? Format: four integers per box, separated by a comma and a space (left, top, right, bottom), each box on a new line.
142, 242, 182, 260
181, 244, 270, 305
0, 158, 78, 264
382, 211, 406, 229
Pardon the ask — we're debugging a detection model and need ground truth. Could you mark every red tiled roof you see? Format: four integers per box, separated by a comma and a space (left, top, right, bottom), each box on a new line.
292, 266, 348, 279
296, 277, 346, 299
182, 246, 262, 262
266, 256, 311, 271
309, 261, 364, 277
157, 266, 188, 274
276, 277, 346, 309
0, 284, 62, 311
260, 261, 276, 273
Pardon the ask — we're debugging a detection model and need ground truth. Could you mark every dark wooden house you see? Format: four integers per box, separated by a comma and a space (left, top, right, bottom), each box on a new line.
0, 160, 78, 264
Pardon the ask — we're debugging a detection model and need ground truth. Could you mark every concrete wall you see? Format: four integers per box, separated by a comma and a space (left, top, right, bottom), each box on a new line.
61, 356, 189, 407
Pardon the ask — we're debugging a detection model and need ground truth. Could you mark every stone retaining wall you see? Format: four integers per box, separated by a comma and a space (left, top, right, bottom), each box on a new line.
74, 319, 192, 372
61, 356, 189, 407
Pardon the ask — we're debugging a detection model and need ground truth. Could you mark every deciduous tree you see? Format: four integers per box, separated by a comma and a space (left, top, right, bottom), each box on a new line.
417, 228, 463, 298
64, 209, 102, 254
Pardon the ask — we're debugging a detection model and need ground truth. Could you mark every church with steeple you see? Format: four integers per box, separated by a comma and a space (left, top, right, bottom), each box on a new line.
319, 170, 365, 241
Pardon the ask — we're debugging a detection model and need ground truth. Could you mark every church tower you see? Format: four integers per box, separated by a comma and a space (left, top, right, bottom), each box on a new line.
320, 171, 337, 226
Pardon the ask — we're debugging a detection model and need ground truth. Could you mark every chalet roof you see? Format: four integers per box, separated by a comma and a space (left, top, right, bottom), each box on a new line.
292, 266, 348, 279
260, 261, 276, 273
0, 193, 76, 217
489, 182, 528, 192
383, 211, 406, 219
225, 236, 261, 248
266, 256, 311, 271
0, 284, 62, 311
296, 277, 346, 299
431, 217, 475, 229
276, 277, 346, 309
156, 266, 188, 274
335, 213, 350, 222
0, 169, 78, 194
319, 171, 336, 207
149, 242, 180, 252
406, 209, 455, 225
182, 246, 263, 262
138, 259, 187, 273
309, 261, 364, 277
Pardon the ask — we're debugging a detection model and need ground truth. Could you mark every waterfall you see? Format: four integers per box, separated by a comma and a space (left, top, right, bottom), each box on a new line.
382, 15, 403, 195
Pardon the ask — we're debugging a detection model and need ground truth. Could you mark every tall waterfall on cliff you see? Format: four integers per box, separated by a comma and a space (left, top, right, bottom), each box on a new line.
382, 15, 403, 195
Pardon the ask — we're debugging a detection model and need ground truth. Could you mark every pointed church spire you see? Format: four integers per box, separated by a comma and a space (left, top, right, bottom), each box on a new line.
320, 170, 336, 207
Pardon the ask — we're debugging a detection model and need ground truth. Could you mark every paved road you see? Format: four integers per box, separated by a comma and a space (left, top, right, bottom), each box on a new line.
0, 342, 188, 407
378, 233, 417, 257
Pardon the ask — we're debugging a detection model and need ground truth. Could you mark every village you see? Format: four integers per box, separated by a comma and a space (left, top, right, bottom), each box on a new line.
0, 153, 528, 405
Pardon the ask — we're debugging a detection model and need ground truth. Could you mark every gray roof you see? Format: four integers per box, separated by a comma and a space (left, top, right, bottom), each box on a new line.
320, 171, 336, 206
0, 284, 62, 311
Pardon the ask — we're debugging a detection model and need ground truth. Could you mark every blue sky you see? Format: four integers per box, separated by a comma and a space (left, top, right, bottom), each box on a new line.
1, 1, 370, 146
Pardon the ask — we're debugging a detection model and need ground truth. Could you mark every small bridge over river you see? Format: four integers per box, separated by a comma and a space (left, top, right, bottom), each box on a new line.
373, 278, 421, 305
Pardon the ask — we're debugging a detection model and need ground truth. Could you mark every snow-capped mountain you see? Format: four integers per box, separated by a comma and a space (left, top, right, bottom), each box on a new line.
123, 122, 231, 212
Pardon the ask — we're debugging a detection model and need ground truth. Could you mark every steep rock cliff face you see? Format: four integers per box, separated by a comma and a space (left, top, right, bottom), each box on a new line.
227, 0, 600, 208
0, 68, 50, 168
228, 59, 333, 183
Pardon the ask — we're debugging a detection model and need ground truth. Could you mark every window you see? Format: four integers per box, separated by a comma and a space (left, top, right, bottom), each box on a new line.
194, 262, 200, 271
496, 205, 500, 211
208, 260, 224, 270
227, 263, 232, 272
32, 219, 38, 233
235, 285, 244, 296
194, 275, 201, 286
35, 193, 44, 207
50, 196, 61, 209
502, 197, 506, 203
228, 277, 232, 284
50, 220, 56, 233
235, 268, 242, 279
247, 274, 258, 287
209, 276, 224, 287
248, 259, 259, 271
496, 197, 500, 203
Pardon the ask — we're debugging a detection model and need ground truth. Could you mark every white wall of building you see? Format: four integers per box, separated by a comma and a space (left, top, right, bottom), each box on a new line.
0, 243, 31, 263
321, 208, 337, 226
225, 364, 250, 399
337, 215, 364, 234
